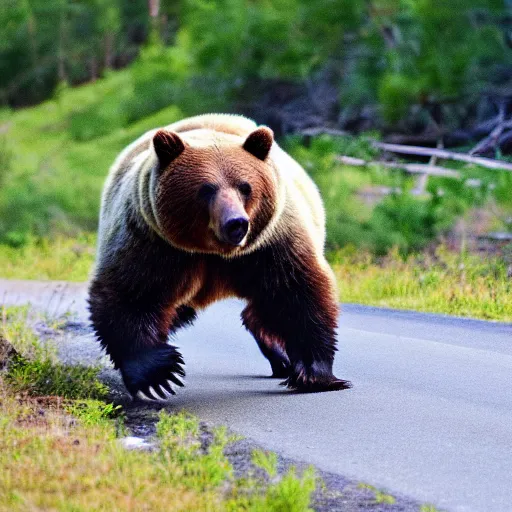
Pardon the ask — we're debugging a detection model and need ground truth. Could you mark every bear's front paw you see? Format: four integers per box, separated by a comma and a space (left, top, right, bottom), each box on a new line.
120, 345, 185, 401
282, 360, 352, 393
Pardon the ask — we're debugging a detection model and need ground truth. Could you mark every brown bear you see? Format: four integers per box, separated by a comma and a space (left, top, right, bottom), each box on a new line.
89, 113, 351, 400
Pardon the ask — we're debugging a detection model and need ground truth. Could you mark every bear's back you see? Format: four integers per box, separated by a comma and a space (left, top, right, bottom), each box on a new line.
168, 113, 258, 138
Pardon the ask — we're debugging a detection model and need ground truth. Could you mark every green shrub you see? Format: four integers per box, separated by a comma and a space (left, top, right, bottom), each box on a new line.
69, 101, 128, 142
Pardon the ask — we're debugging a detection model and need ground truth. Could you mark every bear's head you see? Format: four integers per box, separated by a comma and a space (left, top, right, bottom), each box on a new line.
152, 126, 280, 256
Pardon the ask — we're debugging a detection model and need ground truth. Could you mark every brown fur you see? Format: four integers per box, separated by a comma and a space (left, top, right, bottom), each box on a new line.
89, 114, 351, 399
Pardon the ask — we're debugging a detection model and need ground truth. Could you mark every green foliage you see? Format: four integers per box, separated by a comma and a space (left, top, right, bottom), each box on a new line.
0, 0, 143, 106
6, 355, 109, 400
156, 410, 233, 490
285, 133, 509, 255
260, 466, 317, 512
0, 74, 184, 241
378, 73, 419, 124
252, 450, 279, 478
367, 193, 452, 255
68, 99, 127, 142
1, 0, 511, 132
66, 400, 123, 429
0, 235, 95, 280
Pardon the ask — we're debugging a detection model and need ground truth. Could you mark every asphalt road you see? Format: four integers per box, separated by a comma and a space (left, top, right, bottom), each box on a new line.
1, 279, 512, 512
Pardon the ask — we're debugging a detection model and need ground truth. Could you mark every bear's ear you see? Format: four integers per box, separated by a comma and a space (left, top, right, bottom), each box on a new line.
153, 130, 186, 168
243, 126, 274, 161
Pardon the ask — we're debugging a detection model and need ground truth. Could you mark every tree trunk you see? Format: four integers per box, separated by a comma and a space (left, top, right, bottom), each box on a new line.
58, 4, 68, 82
104, 33, 114, 70
148, 0, 161, 44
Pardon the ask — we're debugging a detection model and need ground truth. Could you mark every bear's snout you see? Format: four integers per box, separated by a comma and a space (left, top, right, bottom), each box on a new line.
210, 188, 250, 246
222, 216, 249, 245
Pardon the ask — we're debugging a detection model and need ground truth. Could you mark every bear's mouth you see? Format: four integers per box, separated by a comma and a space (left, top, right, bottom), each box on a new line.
216, 230, 249, 248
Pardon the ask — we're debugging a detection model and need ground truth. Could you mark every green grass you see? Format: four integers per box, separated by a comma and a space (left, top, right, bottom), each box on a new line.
0, 71, 184, 242
0, 307, 318, 512
357, 483, 396, 505
331, 245, 512, 321
1, 306, 108, 399
0, 234, 95, 280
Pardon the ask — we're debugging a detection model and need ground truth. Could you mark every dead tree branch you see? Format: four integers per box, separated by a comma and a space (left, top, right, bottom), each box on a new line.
372, 141, 512, 172
336, 156, 461, 178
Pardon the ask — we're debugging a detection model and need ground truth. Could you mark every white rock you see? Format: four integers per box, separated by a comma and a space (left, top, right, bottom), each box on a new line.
119, 436, 155, 451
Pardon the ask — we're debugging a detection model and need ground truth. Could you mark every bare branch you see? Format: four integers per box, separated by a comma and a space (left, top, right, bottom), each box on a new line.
301, 127, 348, 137
336, 156, 461, 178
372, 141, 512, 172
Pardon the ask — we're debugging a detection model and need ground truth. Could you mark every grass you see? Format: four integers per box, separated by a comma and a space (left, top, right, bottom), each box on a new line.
331, 245, 512, 321
0, 307, 318, 512
357, 483, 396, 505
1, 306, 108, 399
0, 72, 184, 242
0, 234, 96, 281
0, 234, 95, 280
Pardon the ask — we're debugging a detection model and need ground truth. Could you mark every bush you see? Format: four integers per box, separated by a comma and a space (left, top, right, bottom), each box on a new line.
69, 100, 128, 142
284, 133, 495, 255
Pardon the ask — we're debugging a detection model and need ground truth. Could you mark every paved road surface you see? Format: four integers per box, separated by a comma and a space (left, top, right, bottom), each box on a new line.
2, 279, 511, 512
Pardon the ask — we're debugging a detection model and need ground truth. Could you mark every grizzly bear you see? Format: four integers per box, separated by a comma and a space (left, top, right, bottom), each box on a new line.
89, 114, 351, 400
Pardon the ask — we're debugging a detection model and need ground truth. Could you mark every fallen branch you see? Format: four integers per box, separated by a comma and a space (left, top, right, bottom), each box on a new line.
301, 127, 348, 137
336, 155, 461, 178
469, 104, 512, 155
372, 141, 512, 172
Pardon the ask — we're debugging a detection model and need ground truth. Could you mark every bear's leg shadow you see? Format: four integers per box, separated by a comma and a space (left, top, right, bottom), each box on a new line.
242, 306, 290, 378
88, 286, 189, 400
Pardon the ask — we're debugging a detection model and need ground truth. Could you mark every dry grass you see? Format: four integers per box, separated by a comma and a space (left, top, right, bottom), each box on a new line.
332, 245, 512, 321
0, 383, 218, 512
0, 235, 95, 281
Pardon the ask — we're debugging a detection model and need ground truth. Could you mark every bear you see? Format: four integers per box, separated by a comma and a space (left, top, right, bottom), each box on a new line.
88, 113, 351, 400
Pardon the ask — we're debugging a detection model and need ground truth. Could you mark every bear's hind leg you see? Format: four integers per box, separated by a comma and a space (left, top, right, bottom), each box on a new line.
242, 306, 290, 378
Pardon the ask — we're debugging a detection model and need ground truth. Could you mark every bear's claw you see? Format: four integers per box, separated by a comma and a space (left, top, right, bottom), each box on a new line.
121, 345, 185, 401
280, 362, 352, 393
282, 376, 352, 393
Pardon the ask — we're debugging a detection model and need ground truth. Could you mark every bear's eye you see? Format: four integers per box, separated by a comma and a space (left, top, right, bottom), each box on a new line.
238, 182, 252, 197
197, 183, 218, 202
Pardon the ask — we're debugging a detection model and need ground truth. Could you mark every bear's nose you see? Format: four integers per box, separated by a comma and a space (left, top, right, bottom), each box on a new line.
222, 217, 249, 245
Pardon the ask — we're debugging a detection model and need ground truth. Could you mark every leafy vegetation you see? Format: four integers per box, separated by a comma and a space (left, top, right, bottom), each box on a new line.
0, 79, 183, 242
285, 135, 512, 254
2, 0, 510, 125
0, 235, 95, 280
